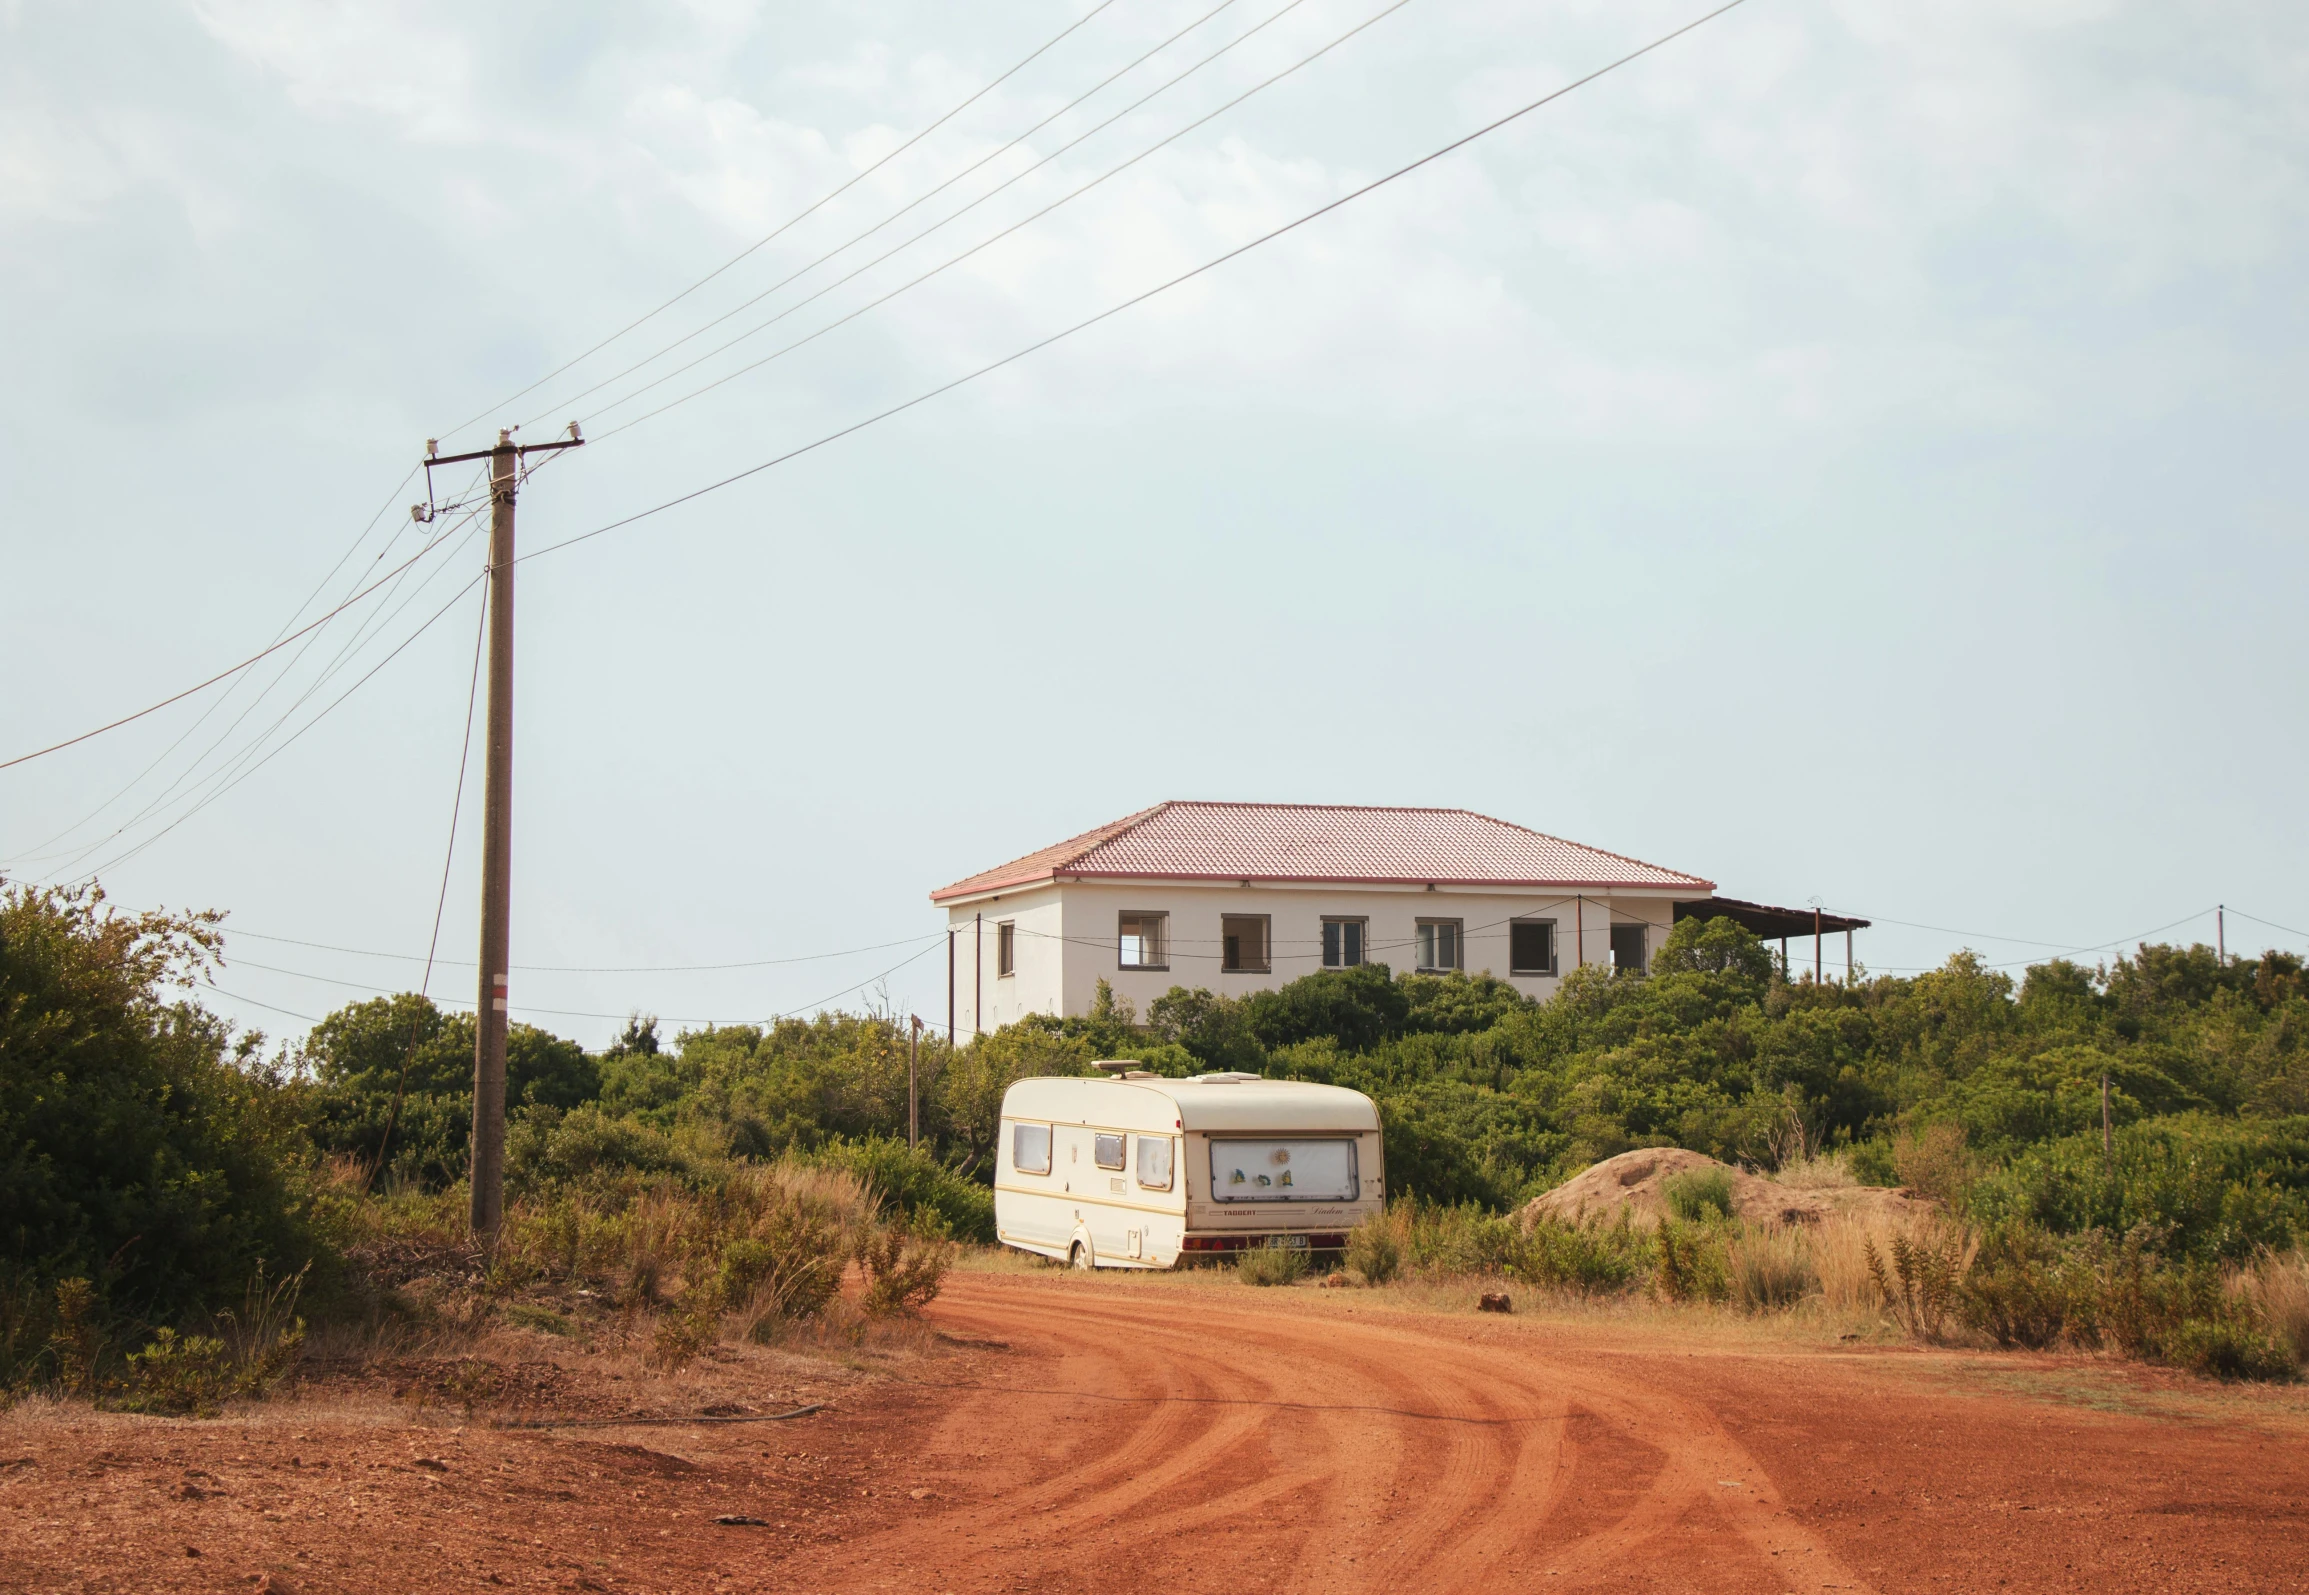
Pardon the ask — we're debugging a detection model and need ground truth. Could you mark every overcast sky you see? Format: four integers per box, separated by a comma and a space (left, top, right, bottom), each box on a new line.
3, 0, 2305, 1049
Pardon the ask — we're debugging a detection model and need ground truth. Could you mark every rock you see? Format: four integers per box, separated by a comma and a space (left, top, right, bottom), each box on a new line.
714, 1514, 770, 1526
1519, 1148, 1932, 1233
410, 1457, 449, 1472
1477, 1292, 1512, 1314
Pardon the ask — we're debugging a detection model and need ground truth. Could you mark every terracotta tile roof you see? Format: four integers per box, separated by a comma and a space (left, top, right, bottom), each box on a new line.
930, 802, 1712, 902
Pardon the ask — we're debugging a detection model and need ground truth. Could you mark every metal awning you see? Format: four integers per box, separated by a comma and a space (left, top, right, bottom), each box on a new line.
1672, 896, 1871, 940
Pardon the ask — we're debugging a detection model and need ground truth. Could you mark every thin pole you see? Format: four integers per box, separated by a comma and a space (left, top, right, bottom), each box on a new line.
1846, 928, 1854, 985
470, 429, 518, 1242
1814, 905, 1822, 987
2218, 904, 2226, 964
975, 912, 984, 1036
2102, 1072, 2113, 1176
908, 1015, 922, 1151
946, 928, 955, 1048
1575, 895, 1584, 969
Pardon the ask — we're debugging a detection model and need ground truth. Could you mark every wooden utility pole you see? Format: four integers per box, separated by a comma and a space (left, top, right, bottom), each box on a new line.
2102, 1071, 2113, 1176
908, 1015, 923, 1151
2217, 904, 2226, 964
416, 425, 582, 1243
470, 430, 518, 1240
946, 929, 955, 1048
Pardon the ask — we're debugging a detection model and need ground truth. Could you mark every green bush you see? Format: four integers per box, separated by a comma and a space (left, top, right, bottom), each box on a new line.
1, 885, 319, 1382
1663, 1167, 1736, 1223
1514, 1213, 1648, 1295
1652, 1218, 1730, 1303
799, 1136, 994, 1243
1237, 1239, 1309, 1287
1968, 1117, 2309, 1262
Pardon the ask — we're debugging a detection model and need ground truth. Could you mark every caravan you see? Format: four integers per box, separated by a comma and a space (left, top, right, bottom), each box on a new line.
994, 1067, 1385, 1269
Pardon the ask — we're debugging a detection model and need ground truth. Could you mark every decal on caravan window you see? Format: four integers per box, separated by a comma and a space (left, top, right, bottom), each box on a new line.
1209, 1139, 1357, 1202
1013, 1123, 1052, 1175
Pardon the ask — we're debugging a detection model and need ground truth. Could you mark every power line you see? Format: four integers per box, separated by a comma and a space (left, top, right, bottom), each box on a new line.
530, 0, 1309, 432
62, 569, 489, 886
0, 500, 489, 776
21, 502, 492, 877
586, 0, 1380, 439
29, 514, 492, 883
7, 468, 428, 863
436, 0, 1128, 448
519, 0, 1753, 567
209, 933, 951, 1031
223, 924, 950, 975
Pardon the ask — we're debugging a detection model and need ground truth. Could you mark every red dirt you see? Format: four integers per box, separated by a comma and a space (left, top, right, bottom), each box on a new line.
5, 1272, 2307, 1593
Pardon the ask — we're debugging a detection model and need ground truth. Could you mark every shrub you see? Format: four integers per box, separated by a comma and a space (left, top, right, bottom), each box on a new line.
0, 885, 320, 1357
800, 1137, 994, 1243
2241, 1249, 2309, 1367
1959, 1222, 2081, 1349
1892, 1123, 1975, 1206
1516, 1213, 1647, 1295
1344, 1213, 1402, 1285
1727, 1226, 1816, 1312
2158, 1316, 2297, 1382
1867, 1225, 1973, 1342
1662, 1167, 1735, 1223
1967, 1117, 2309, 1262
1652, 1218, 1729, 1304
856, 1220, 952, 1318
1237, 1239, 1309, 1287
114, 1330, 238, 1417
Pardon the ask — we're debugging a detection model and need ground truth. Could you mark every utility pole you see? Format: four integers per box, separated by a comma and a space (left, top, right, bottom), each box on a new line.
2218, 904, 2226, 965
2102, 1071, 2113, 1177
947, 929, 955, 1049
415, 424, 582, 1243
908, 1015, 923, 1151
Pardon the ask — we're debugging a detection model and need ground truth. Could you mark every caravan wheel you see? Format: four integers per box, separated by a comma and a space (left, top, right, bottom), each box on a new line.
1069, 1242, 1092, 1271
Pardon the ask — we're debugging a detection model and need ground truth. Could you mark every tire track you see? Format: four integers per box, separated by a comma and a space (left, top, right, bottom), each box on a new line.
783, 1276, 1874, 1595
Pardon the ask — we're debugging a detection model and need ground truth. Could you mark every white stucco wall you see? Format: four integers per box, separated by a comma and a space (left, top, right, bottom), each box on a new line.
942, 881, 1682, 1026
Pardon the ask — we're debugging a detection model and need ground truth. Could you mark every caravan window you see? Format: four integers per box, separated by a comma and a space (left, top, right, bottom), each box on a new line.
1012, 1123, 1052, 1175
1209, 1138, 1359, 1202
1136, 1136, 1174, 1191
1093, 1133, 1125, 1171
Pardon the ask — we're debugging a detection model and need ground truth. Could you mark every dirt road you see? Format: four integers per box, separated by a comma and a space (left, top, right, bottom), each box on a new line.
5, 1272, 2307, 1593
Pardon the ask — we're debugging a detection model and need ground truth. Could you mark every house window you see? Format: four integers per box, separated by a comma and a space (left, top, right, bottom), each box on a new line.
1610, 923, 1648, 976
1415, 919, 1462, 972
1221, 914, 1270, 973
1118, 912, 1168, 970
996, 920, 1016, 978
1321, 917, 1366, 968
1012, 1122, 1051, 1175
1510, 919, 1558, 977
1093, 1133, 1126, 1171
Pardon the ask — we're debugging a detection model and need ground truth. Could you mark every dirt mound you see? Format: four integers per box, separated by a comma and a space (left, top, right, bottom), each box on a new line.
1520, 1147, 1932, 1230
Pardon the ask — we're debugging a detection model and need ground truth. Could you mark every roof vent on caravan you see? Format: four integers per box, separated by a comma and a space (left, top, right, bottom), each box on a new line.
1091, 1060, 1160, 1080
1185, 1072, 1262, 1084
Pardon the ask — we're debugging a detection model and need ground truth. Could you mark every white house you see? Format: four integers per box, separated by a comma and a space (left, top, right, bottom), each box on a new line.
930, 801, 1761, 1035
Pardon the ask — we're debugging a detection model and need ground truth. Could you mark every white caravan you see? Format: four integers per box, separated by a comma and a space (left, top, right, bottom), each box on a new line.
994, 1067, 1385, 1269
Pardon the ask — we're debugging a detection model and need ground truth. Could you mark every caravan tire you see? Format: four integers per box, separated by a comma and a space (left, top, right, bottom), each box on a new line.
1069, 1242, 1092, 1271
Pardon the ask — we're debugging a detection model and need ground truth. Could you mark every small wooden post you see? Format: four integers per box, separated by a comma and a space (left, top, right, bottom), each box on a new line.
908, 1015, 923, 1151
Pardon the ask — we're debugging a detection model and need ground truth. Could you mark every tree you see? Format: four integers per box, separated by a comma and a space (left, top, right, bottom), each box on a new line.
0, 883, 315, 1324
1651, 916, 1774, 986
298, 994, 595, 1187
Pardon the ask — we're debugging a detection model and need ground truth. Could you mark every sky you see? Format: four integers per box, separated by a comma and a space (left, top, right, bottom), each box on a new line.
3, 0, 2305, 1050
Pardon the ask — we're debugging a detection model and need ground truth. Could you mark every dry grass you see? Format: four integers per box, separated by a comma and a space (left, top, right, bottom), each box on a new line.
1773, 1151, 1859, 1190
2239, 1248, 2309, 1369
